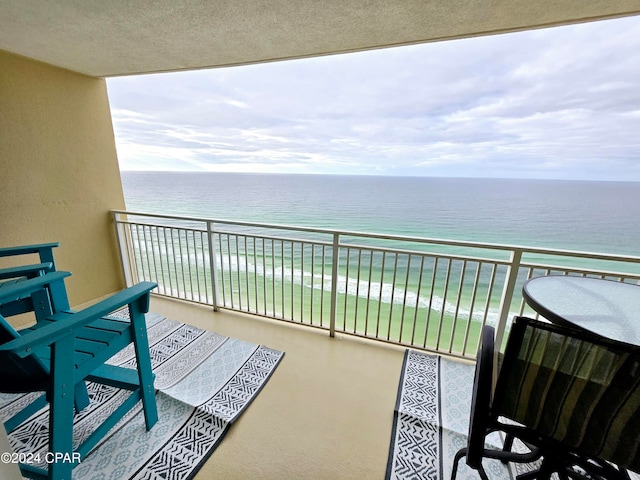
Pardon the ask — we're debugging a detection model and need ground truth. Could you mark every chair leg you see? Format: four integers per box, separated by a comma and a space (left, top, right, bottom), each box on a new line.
74, 381, 90, 412
477, 464, 490, 480
502, 433, 514, 459
451, 448, 466, 480
451, 447, 490, 480
48, 336, 80, 480
129, 304, 158, 430
3, 394, 48, 433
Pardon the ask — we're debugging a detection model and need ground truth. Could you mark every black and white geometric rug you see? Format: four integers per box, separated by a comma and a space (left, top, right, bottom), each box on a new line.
386, 350, 511, 480
0, 312, 284, 480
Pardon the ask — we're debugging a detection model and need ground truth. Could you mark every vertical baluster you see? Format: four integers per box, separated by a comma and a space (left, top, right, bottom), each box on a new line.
235, 235, 242, 311
329, 233, 340, 338
201, 231, 209, 304
170, 228, 181, 298
461, 262, 482, 356
276, 240, 281, 318
218, 233, 228, 307
310, 243, 315, 325
320, 245, 326, 327
364, 249, 375, 337
161, 227, 172, 296
207, 222, 219, 310
156, 227, 168, 295
271, 240, 276, 317
435, 258, 452, 349
398, 254, 412, 343
495, 249, 523, 353
125, 222, 139, 285
132, 224, 146, 281
149, 226, 161, 286
142, 225, 154, 283
185, 231, 196, 301
519, 267, 535, 317
480, 263, 497, 336
243, 236, 250, 311
139, 224, 151, 281
422, 257, 439, 349
300, 242, 305, 322
176, 228, 186, 299
343, 247, 351, 331
448, 260, 467, 354
353, 249, 363, 334
290, 240, 296, 321
262, 238, 267, 315
252, 236, 258, 314
386, 253, 400, 341
410, 255, 426, 346
224, 234, 232, 309
193, 230, 203, 303
375, 251, 387, 339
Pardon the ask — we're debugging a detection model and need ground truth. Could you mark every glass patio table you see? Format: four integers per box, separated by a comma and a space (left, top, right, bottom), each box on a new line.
522, 275, 640, 347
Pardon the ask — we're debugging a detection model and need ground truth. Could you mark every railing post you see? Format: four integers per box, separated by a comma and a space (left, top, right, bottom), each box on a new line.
494, 248, 523, 351
329, 233, 340, 337
112, 211, 135, 287
207, 221, 220, 311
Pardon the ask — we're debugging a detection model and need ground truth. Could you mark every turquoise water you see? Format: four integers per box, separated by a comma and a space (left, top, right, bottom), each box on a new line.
122, 172, 640, 256
121, 172, 640, 351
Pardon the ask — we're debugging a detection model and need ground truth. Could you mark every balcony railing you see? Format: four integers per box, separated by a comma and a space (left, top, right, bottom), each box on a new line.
112, 210, 640, 359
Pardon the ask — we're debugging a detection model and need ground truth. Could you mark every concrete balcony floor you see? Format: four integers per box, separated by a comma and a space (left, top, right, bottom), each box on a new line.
150, 295, 416, 479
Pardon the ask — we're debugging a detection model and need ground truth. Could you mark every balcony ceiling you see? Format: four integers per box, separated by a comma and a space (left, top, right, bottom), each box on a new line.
1, 0, 639, 78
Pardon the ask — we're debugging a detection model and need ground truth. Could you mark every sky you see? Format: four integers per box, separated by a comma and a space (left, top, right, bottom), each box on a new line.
107, 15, 640, 181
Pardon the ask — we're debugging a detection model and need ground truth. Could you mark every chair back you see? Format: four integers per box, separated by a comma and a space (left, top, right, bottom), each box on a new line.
493, 316, 640, 472
466, 325, 495, 469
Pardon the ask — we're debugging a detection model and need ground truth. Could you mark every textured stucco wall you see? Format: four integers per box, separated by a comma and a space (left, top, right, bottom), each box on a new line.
0, 49, 126, 305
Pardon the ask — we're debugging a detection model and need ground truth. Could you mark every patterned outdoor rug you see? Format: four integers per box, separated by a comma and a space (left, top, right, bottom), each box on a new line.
386, 350, 512, 480
0, 312, 284, 480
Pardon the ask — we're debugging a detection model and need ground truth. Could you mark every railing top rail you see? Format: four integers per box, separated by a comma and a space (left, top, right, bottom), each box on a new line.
111, 209, 640, 265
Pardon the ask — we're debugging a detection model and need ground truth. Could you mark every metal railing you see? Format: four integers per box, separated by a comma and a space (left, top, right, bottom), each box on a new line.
112, 210, 640, 359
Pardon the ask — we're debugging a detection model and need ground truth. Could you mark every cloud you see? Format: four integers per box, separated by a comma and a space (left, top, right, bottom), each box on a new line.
107, 16, 640, 180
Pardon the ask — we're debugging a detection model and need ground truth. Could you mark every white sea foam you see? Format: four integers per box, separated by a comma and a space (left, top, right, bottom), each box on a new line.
211, 252, 502, 325
141, 247, 505, 326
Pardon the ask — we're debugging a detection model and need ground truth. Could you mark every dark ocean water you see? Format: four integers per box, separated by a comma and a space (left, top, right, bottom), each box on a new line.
121, 172, 640, 257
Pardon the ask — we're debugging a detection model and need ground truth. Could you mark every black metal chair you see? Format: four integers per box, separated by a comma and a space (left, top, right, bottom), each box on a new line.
453, 316, 640, 480
452, 324, 541, 480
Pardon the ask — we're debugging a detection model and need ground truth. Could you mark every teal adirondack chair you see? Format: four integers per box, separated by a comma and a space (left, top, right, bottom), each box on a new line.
0, 243, 87, 413
0, 272, 159, 480
0, 243, 67, 321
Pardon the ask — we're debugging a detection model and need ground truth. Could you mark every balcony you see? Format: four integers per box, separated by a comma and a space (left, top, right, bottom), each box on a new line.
106, 210, 640, 478
3, 213, 640, 479
3, 4, 640, 479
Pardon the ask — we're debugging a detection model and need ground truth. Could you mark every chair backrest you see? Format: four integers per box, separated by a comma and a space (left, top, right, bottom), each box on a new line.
466, 324, 495, 469
493, 316, 640, 472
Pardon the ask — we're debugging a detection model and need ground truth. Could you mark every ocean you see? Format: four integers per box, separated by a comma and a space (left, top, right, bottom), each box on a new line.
121, 172, 640, 257
119, 172, 640, 352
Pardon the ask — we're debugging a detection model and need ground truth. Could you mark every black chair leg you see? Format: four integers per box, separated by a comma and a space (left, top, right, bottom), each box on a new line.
451, 447, 490, 480
502, 434, 514, 463
477, 464, 490, 480
451, 448, 466, 480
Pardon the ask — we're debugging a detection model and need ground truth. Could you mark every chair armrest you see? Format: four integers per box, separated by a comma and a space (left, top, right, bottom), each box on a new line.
0, 281, 158, 358
0, 271, 71, 306
0, 263, 54, 280
0, 243, 59, 259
